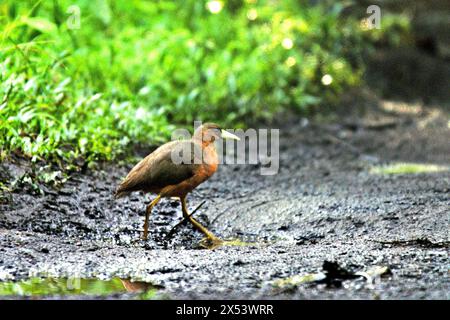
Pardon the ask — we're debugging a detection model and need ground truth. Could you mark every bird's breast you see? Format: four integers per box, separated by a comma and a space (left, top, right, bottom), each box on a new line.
200, 145, 219, 177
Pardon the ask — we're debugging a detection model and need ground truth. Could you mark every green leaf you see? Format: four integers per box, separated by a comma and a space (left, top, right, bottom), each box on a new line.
20, 17, 57, 33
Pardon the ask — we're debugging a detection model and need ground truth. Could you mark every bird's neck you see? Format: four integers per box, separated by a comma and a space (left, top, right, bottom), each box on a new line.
203, 144, 219, 173
193, 140, 218, 167
193, 137, 214, 148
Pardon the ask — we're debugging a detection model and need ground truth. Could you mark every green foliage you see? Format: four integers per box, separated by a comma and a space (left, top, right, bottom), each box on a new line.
0, 0, 367, 171
360, 12, 413, 47
370, 163, 448, 175
0, 277, 158, 299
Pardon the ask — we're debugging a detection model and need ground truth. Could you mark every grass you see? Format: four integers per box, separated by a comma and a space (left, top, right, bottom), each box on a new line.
1, 0, 403, 185
370, 163, 449, 175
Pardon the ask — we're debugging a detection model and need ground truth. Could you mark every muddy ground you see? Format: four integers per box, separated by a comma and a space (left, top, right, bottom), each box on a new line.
0, 49, 449, 299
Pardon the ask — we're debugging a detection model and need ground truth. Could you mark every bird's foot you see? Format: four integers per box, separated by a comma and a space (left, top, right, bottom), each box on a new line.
199, 236, 224, 249
221, 239, 256, 247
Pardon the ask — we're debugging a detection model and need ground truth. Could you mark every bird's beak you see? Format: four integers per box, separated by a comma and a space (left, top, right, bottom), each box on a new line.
221, 129, 240, 141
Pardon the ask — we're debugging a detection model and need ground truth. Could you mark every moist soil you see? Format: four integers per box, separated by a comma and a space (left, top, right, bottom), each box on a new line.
0, 49, 449, 299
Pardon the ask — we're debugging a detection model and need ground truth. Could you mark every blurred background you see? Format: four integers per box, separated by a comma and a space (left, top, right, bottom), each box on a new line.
0, 0, 448, 173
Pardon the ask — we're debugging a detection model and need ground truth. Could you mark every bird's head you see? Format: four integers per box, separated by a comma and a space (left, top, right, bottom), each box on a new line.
193, 123, 240, 146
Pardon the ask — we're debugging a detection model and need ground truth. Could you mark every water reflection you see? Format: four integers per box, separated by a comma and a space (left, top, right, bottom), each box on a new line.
0, 277, 161, 298
119, 279, 162, 293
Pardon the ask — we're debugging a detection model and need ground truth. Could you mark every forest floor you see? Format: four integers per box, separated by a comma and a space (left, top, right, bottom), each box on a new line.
0, 48, 449, 299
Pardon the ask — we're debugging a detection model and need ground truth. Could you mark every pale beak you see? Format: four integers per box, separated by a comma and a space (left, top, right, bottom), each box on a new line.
221, 129, 240, 141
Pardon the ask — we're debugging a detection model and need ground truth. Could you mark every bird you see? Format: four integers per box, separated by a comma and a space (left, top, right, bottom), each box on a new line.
114, 123, 240, 246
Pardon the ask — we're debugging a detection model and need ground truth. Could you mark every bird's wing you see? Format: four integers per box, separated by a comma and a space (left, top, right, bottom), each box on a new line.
115, 141, 200, 197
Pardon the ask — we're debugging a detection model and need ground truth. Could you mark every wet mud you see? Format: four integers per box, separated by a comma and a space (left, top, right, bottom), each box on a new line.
1, 51, 449, 299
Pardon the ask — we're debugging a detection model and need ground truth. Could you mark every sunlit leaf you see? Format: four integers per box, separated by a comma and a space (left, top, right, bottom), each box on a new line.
20, 16, 57, 33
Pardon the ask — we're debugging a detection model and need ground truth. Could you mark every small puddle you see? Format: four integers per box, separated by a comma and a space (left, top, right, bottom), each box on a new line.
0, 277, 161, 299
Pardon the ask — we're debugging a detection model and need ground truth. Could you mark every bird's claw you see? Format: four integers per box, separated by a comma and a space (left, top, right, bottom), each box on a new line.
199, 237, 224, 249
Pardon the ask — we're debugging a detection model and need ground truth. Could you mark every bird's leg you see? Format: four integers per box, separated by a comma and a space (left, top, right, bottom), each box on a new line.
165, 201, 206, 240
143, 195, 161, 240
180, 196, 222, 246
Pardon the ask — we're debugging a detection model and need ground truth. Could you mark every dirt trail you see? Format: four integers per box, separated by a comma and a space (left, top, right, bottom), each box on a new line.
0, 50, 449, 299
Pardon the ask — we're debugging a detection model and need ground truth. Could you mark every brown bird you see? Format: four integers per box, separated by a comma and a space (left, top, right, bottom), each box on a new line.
115, 123, 240, 245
